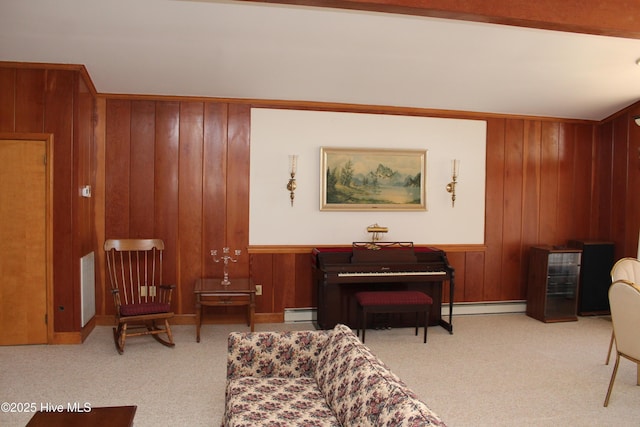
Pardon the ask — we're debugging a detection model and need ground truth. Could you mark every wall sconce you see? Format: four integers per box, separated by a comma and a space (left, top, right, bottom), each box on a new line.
633, 115, 640, 126
286, 154, 298, 206
445, 159, 460, 207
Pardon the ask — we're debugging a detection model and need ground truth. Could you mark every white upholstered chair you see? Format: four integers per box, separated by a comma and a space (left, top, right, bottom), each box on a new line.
606, 257, 640, 364
604, 279, 640, 406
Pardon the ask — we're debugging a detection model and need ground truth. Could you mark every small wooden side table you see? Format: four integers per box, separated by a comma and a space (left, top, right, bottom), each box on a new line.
194, 277, 255, 342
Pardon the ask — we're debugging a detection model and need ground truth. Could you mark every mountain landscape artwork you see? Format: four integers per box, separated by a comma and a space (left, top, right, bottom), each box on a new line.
321, 147, 426, 211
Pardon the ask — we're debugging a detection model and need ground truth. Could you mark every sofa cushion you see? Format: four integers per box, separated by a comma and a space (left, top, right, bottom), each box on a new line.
227, 330, 330, 380
225, 376, 340, 427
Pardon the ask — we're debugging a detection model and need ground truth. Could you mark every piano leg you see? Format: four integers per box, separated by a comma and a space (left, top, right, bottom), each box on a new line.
440, 278, 454, 334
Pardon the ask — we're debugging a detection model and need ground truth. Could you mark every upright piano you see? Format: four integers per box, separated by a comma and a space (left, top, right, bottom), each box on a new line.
312, 242, 454, 333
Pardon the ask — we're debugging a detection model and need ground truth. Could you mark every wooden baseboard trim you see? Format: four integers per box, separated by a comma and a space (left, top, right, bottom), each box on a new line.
52, 332, 83, 345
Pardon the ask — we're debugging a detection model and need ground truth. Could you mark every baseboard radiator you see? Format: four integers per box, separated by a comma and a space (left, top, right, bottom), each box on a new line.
284, 301, 526, 323
80, 252, 96, 327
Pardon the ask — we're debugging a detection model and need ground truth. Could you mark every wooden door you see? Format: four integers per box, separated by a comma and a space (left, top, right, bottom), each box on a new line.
0, 139, 48, 345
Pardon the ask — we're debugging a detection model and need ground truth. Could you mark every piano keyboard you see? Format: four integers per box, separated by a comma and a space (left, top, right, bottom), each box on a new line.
337, 271, 445, 277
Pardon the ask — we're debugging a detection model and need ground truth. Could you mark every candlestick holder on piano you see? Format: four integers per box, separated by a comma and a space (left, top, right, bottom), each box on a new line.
210, 247, 241, 286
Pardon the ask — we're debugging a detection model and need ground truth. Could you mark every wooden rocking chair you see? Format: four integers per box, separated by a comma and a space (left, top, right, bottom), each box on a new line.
104, 239, 175, 354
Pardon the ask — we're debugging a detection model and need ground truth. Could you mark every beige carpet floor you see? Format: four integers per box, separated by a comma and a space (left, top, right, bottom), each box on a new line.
1, 313, 638, 426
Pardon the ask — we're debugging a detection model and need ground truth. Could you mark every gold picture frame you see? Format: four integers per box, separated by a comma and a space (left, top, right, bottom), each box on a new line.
320, 147, 427, 211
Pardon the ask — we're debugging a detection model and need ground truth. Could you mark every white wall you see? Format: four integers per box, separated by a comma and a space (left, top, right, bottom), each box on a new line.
249, 108, 486, 245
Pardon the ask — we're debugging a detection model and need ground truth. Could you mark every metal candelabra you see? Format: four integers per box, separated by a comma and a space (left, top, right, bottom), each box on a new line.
210, 247, 241, 286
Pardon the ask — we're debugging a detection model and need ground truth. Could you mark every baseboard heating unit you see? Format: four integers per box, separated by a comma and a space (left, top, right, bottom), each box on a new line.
284, 301, 526, 323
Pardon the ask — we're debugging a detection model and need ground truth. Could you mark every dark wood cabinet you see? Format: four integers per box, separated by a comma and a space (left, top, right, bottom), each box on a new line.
526, 246, 581, 322
568, 240, 614, 315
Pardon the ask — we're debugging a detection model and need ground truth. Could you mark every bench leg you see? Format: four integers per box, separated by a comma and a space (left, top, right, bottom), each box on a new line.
361, 309, 367, 343
424, 307, 429, 343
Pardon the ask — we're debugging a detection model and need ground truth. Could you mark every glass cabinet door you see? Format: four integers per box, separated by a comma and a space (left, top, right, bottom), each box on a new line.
544, 252, 581, 318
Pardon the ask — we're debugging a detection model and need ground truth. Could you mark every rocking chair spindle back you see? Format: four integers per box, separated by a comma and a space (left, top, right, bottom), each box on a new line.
104, 238, 175, 354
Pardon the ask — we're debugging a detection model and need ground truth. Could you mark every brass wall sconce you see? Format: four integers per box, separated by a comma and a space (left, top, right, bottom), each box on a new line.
286, 154, 298, 206
633, 115, 640, 126
446, 159, 460, 207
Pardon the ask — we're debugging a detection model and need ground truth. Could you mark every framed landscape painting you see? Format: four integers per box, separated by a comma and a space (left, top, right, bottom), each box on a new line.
320, 147, 427, 211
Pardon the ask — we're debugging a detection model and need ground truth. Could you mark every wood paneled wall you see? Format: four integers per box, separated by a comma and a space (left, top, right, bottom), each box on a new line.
5, 61, 639, 332
102, 100, 251, 319
0, 63, 97, 338
101, 97, 606, 320
598, 105, 640, 259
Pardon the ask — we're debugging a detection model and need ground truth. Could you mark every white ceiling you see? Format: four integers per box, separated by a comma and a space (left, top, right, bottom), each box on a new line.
2, 0, 640, 121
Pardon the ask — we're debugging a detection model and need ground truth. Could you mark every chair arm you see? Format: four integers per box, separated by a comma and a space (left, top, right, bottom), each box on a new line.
226, 330, 330, 380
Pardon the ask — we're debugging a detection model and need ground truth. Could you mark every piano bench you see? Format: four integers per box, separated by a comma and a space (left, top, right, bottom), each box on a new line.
355, 291, 432, 344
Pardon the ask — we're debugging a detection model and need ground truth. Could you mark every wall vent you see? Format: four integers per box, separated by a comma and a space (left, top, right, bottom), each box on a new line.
80, 252, 96, 327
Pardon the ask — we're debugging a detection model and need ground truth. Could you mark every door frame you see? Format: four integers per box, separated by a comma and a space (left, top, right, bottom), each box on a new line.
0, 133, 54, 344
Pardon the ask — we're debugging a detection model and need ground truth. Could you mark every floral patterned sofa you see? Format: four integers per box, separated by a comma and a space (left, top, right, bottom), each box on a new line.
224, 323, 446, 426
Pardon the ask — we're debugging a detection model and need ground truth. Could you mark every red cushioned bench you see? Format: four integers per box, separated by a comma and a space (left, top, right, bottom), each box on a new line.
355, 290, 433, 343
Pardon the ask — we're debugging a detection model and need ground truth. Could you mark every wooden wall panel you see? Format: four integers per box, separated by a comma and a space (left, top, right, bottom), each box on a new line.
539, 122, 559, 244
594, 122, 614, 242
274, 253, 297, 312
203, 103, 228, 278
464, 251, 485, 301
104, 100, 131, 239
129, 100, 156, 238
556, 123, 576, 241
446, 252, 465, 302
251, 253, 274, 313
177, 101, 204, 314
611, 115, 629, 257
627, 109, 640, 255
295, 253, 314, 307
45, 70, 76, 332
154, 102, 180, 289
75, 76, 96, 257
502, 119, 525, 300
483, 118, 505, 301
226, 104, 251, 278
571, 124, 594, 239
15, 68, 45, 133
95, 97, 108, 318
521, 120, 541, 286
0, 68, 15, 131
